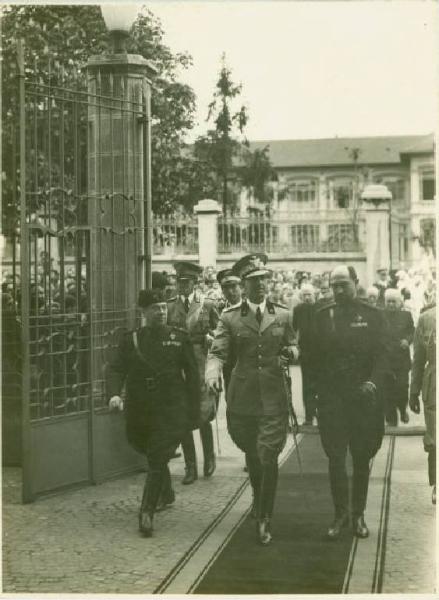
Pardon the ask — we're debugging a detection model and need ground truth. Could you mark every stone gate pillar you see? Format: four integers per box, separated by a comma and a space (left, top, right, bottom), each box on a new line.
361, 184, 392, 287
194, 199, 222, 268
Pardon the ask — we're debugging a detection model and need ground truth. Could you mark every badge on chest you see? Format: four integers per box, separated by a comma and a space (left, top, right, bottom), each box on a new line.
350, 314, 368, 328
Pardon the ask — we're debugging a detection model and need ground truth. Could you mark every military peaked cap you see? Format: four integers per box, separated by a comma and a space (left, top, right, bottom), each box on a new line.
232, 253, 270, 280
217, 268, 241, 286
173, 261, 203, 280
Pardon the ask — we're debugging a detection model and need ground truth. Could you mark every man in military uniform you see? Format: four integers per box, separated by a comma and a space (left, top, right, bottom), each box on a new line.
310, 265, 389, 540
206, 254, 298, 546
167, 261, 220, 484
106, 287, 200, 537
216, 269, 242, 391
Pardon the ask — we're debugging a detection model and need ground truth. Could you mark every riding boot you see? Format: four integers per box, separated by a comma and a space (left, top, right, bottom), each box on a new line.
200, 422, 216, 477
352, 456, 370, 518
156, 465, 175, 512
245, 453, 262, 518
328, 457, 349, 518
139, 468, 164, 537
428, 448, 436, 486
257, 462, 278, 545
181, 431, 198, 484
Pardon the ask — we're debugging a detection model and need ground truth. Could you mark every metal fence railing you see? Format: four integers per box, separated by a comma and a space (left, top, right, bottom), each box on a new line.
153, 214, 198, 255
218, 211, 364, 254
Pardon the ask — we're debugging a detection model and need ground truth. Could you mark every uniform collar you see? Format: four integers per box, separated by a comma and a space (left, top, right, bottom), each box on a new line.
247, 298, 266, 314
180, 292, 195, 304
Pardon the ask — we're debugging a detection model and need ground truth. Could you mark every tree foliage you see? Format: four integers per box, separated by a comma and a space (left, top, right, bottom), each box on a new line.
1, 4, 197, 228
193, 54, 249, 214
239, 145, 277, 208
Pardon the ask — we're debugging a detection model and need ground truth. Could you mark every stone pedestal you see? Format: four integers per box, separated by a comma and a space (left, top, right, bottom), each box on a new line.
194, 199, 222, 267
361, 184, 391, 286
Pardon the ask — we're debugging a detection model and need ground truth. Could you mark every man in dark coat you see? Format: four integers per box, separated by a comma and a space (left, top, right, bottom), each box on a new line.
310, 265, 389, 540
383, 288, 415, 425
167, 261, 220, 484
106, 287, 200, 537
206, 254, 299, 546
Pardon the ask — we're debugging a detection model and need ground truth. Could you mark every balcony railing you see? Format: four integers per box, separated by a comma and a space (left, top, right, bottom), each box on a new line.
153, 214, 198, 256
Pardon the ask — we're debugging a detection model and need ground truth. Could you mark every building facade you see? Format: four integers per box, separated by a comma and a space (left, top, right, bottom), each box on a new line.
239, 133, 435, 270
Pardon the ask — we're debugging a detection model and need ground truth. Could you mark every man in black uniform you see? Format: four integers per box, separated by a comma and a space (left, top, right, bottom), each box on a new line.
106, 287, 200, 537
311, 265, 389, 539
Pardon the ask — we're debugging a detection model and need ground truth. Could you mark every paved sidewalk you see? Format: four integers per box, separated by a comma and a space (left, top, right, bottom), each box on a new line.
382, 435, 436, 594
2, 400, 248, 594
3, 368, 434, 594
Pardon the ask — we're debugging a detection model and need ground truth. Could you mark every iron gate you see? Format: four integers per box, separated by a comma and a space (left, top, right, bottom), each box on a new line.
4, 41, 151, 501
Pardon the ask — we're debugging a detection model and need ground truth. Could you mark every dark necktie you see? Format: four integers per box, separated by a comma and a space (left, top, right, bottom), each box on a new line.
256, 306, 263, 325
184, 297, 190, 313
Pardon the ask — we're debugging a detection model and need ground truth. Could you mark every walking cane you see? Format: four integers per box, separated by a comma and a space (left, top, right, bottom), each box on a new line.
282, 364, 303, 476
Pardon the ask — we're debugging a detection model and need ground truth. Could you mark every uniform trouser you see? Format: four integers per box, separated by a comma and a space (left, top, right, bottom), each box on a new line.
428, 448, 436, 486
181, 423, 214, 466
384, 369, 409, 423
301, 362, 317, 422
317, 390, 384, 518
227, 411, 288, 518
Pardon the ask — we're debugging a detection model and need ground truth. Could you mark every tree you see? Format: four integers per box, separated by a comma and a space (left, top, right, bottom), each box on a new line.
239, 145, 277, 212
193, 54, 248, 215
1, 4, 197, 228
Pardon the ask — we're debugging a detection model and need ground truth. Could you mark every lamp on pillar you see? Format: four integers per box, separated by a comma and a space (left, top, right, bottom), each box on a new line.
87, 5, 157, 334
101, 4, 140, 53
361, 184, 392, 286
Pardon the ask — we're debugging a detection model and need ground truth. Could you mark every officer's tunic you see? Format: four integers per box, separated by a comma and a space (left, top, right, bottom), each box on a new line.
410, 306, 436, 451
206, 300, 297, 460
106, 325, 200, 464
167, 293, 219, 418
311, 299, 389, 460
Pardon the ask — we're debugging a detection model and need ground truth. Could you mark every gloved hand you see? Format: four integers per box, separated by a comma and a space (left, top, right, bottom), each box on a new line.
409, 393, 420, 414
359, 381, 377, 396
109, 395, 124, 411
206, 377, 221, 394
200, 395, 215, 423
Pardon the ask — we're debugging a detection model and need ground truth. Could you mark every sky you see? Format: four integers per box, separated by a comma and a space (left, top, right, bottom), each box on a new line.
145, 0, 438, 143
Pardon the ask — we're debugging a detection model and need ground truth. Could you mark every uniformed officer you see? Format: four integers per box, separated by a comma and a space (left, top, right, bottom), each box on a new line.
216, 269, 242, 391
409, 305, 436, 504
167, 262, 220, 484
106, 287, 200, 537
310, 266, 389, 540
206, 254, 298, 546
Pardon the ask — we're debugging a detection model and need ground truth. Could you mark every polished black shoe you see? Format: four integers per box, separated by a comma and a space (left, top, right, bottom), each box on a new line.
156, 488, 176, 512
257, 517, 272, 546
138, 511, 153, 537
353, 515, 369, 538
400, 410, 410, 424
203, 455, 216, 478
326, 513, 349, 540
182, 463, 198, 485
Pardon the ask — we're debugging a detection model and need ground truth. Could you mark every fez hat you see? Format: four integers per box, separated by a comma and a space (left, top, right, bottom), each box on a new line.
232, 254, 270, 280
138, 287, 166, 308
217, 268, 241, 286
330, 265, 358, 284
173, 261, 203, 280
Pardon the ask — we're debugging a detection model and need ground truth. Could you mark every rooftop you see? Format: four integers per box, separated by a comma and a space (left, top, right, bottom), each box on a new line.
248, 133, 434, 168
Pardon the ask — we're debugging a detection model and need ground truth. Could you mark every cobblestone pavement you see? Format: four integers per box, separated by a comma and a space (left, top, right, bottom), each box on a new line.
382, 435, 436, 594
2, 399, 248, 594
3, 368, 434, 594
